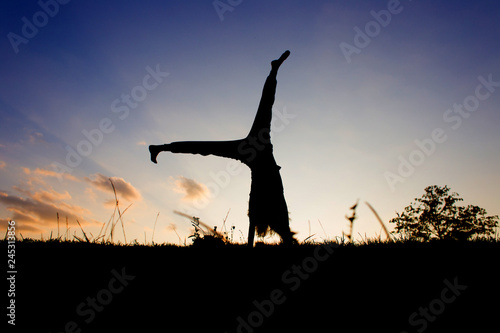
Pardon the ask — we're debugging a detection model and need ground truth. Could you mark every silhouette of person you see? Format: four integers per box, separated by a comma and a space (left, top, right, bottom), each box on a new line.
149, 51, 296, 246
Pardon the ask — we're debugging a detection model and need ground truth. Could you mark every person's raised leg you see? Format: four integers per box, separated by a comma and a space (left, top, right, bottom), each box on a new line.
247, 50, 290, 139
271, 50, 290, 76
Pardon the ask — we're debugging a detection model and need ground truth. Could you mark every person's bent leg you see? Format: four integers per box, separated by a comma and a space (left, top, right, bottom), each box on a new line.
149, 144, 170, 164
149, 140, 245, 164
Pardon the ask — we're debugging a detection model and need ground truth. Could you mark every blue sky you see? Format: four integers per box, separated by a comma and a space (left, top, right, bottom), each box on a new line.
1, 0, 499, 243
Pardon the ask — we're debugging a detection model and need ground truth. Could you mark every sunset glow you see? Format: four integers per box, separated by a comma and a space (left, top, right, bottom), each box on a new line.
1, 0, 499, 244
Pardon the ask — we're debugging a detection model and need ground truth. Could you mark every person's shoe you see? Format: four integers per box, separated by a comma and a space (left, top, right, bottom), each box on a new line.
271, 50, 290, 71
149, 145, 160, 164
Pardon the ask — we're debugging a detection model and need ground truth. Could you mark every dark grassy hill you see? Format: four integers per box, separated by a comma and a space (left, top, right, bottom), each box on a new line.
7, 239, 499, 332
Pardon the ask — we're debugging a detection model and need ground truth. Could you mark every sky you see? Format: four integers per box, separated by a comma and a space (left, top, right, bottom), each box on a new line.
1, 0, 499, 244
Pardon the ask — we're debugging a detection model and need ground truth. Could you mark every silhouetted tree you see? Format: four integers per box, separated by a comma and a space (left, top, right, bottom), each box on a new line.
390, 185, 498, 241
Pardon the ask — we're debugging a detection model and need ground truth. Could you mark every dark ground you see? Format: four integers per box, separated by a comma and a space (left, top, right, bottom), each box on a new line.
6, 239, 500, 332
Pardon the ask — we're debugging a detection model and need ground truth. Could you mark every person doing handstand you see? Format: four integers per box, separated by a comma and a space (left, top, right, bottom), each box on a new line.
149, 50, 296, 247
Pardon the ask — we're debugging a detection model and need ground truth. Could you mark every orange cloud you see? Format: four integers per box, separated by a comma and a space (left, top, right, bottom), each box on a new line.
173, 176, 209, 201
0, 189, 90, 234
85, 173, 142, 202
0, 161, 6, 169
0, 168, 140, 237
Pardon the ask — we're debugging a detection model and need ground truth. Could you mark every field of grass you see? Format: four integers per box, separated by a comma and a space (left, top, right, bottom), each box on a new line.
6, 237, 499, 332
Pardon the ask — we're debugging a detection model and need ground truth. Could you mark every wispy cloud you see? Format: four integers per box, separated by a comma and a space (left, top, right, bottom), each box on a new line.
136, 140, 147, 146
0, 161, 5, 169
84, 187, 97, 201
32, 188, 72, 202
34, 167, 80, 182
172, 176, 209, 201
85, 173, 142, 202
28, 131, 44, 144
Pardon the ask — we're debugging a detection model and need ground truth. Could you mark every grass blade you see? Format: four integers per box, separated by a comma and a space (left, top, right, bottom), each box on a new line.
76, 219, 90, 243
365, 201, 390, 240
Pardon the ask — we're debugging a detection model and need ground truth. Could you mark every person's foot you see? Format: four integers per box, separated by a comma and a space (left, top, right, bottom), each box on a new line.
271, 50, 290, 71
281, 233, 298, 247
149, 145, 160, 164
277, 229, 297, 246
